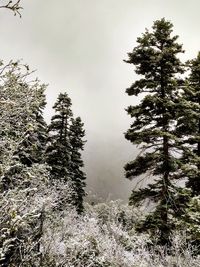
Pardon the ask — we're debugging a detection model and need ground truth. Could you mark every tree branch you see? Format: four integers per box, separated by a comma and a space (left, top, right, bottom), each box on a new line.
0, 0, 23, 17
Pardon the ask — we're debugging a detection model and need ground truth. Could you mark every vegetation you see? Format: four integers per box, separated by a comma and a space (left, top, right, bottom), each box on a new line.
124, 18, 200, 250
45, 93, 86, 213
1, 2, 200, 266
124, 18, 185, 244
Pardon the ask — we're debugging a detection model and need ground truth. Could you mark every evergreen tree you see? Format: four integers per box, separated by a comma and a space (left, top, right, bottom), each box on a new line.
69, 117, 86, 214
0, 61, 48, 175
46, 93, 87, 212
176, 52, 200, 196
12, 87, 47, 167
0, 65, 47, 191
33, 86, 48, 161
124, 18, 184, 244
173, 53, 200, 247
0, 125, 45, 191
45, 92, 73, 182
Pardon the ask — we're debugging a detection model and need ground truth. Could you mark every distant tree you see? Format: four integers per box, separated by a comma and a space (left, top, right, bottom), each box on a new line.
69, 117, 86, 213
124, 18, 184, 244
45, 92, 73, 183
46, 93, 87, 212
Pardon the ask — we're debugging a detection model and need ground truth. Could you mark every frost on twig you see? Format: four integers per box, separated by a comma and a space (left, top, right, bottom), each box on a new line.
0, 0, 23, 17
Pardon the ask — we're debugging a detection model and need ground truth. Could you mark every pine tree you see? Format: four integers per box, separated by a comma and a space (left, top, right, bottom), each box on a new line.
124, 18, 184, 244
46, 93, 73, 181
173, 53, 200, 247
176, 52, 200, 196
45, 92, 73, 182
46, 93, 87, 212
33, 86, 48, 161
69, 117, 86, 214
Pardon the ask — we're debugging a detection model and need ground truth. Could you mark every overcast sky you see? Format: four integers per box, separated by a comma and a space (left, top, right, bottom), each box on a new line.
1, 0, 200, 201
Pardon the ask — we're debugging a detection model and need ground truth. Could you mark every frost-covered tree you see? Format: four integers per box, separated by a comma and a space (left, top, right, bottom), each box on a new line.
11, 93, 47, 168
1, 124, 47, 191
0, 62, 47, 191
0, 162, 75, 267
69, 117, 86, 214
0, 61, 47, 176
124, 18, 184, 244
0, 164, 49, 267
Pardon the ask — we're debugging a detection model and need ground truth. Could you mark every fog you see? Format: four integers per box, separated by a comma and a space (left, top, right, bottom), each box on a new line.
1, 0, 200, 200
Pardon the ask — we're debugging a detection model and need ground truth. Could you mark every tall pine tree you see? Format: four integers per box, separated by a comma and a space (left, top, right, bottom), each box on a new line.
124, 18, 184, 244
46, 93, 86, 212
46, 92, 73, 182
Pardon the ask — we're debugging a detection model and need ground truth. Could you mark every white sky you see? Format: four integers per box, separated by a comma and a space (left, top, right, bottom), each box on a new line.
1, 0, 200, 200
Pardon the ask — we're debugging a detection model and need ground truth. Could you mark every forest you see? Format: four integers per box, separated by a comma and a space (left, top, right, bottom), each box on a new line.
1, 1, 200, 266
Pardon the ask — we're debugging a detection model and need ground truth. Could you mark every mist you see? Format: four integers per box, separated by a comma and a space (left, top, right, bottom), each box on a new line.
1, 0, 200, 200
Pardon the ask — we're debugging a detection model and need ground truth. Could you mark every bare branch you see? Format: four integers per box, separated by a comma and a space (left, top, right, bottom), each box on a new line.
0, 0, 23, 17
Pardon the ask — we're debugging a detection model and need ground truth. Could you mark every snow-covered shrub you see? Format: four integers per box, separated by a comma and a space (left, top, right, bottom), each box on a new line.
41, 202, 146, 267
1, 178, 200, 267
87, 200, 142, 230
0, 163, 74, 267
39, 200, 200, 267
